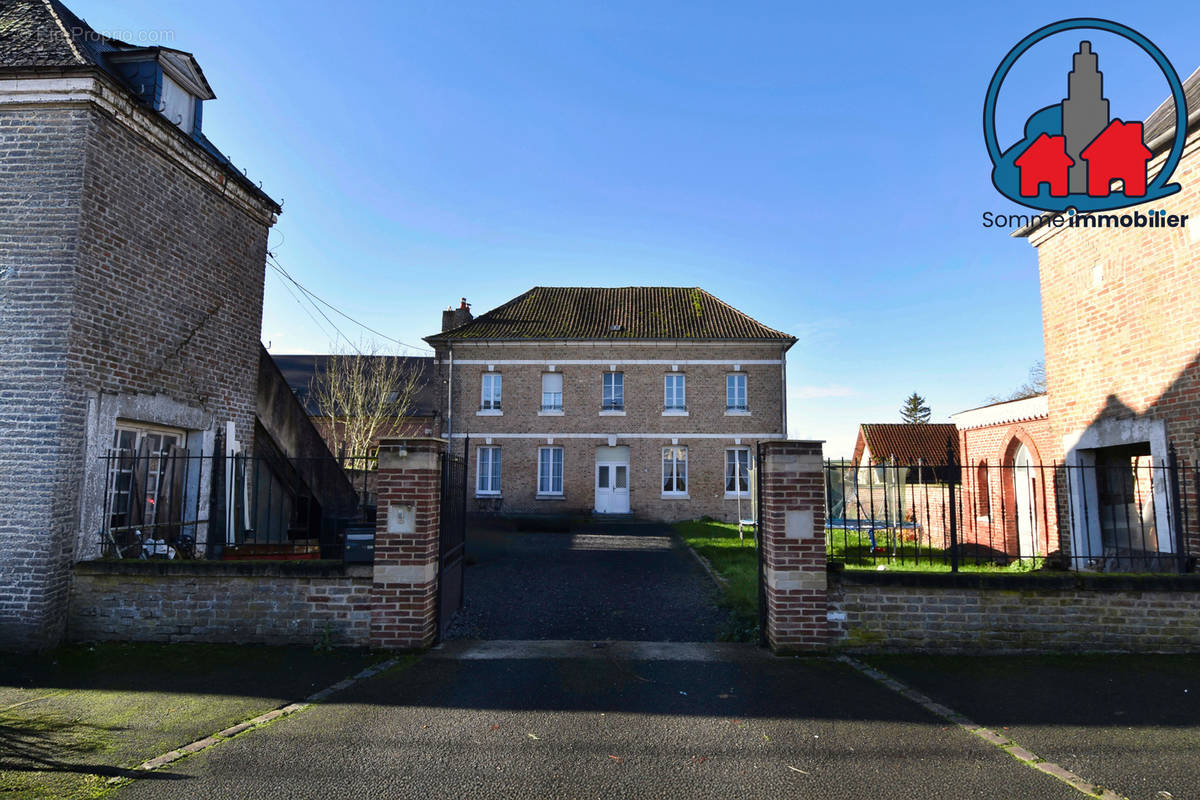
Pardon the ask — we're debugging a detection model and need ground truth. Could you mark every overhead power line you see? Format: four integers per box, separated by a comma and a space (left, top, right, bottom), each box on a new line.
265, 253, 433, 354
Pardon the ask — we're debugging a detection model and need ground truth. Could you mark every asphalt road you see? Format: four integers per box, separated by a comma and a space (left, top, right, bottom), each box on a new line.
445, 526, 732, 641
116, 643, 1083, 800
872, 653, 1200, 800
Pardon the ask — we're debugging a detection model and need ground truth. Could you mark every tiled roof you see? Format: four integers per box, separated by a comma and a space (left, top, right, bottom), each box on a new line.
271, 354, 439, 417
855, 423, 959, 466
425, 287, 795, 344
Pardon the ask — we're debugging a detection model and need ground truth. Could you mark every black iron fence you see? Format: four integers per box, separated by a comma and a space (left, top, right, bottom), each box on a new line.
825, 447, 1198, 573
98, 448, 376, 561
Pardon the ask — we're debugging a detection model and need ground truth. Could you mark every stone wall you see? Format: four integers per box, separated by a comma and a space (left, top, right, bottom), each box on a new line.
828, 570, 1200, 653
69, 561, 373, 646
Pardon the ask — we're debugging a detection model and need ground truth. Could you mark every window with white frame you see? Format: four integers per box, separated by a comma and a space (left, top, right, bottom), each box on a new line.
725, 448, 751, 495
538, 447, 564, 495
106, 423, 185, 535
662, 447, 688, 495
477, 446, 502, 495
481, 373, 502, 410
664, 374, 686, 411
603, 372, 624, 410
726, 373, 748, 411
541, 372, 563, 411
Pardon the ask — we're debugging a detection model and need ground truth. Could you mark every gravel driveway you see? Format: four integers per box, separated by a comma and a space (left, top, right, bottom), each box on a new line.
444, 524, 732, 641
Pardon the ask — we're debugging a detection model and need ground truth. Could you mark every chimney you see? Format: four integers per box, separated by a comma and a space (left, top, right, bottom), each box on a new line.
441, 298, 473, 332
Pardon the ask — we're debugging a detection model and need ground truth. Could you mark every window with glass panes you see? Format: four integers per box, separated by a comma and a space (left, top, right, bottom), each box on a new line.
106, 423, 185, 532
602, 372, 624, 410
725, 448, 751, 494
662, 447, 688, 495
477, 447, 502, 494
481, 373, 502, 410
726, 373, 748, 410
538, 447, 564, 495
541, 373, 563, 411
664, 374, 686, 410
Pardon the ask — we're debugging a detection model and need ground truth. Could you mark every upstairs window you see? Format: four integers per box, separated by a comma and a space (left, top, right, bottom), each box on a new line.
481, 373, 502, 410
726, 373, 748, 411
664, 374, 686, 411
603, 372, 624, 411
541, 372, 563, 412
159, 73, 195, 134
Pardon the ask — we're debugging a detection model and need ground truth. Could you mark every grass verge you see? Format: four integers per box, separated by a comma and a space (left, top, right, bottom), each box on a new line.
0, 643, 384, 800
674, 520, 759, 642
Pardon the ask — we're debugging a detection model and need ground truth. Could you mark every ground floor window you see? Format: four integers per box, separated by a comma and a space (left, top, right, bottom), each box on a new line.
477, 446, 502, 495
1094, 443, 1159, 553
662, 447, 688, 495
538, 447, 564, 495
725, 447, 750, 495
107, 423, 186, 534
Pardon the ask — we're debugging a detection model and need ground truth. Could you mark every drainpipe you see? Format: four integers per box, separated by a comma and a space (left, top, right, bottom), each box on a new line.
445, 345, 454, 441
780, 345, 788, 438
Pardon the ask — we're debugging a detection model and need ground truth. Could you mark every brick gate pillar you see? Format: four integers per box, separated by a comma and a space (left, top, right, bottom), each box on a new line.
759, 440, 828, 653
370, 438, 446, 649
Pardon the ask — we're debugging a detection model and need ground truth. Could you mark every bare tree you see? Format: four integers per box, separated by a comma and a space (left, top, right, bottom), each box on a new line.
985, 360, 1046, 404
307, 341, 426, 458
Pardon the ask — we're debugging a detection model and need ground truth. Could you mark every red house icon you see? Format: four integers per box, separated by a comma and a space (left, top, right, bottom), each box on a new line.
1014, 133, 1074, 197
1080, 120, 1151, 196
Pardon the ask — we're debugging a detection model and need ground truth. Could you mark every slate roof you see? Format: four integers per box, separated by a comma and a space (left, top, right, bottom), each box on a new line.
425, 287, 795, 344
854, 423, 960, 466
271, 354, 439, 417
0, 0, 277, 211
1143, 65, 1200, 150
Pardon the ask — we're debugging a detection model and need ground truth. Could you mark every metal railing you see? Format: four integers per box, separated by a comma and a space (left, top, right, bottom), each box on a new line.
98, 448, 375, 561
824, 446, 1198, 573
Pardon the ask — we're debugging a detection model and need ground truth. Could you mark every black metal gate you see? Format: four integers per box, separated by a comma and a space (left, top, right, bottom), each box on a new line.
437, 448, 468, 640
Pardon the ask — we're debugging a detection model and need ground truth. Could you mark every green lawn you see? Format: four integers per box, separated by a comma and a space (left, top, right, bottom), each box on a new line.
0, 643, 387, 799
827, 527, 1040, 573
673, 520, 760, 641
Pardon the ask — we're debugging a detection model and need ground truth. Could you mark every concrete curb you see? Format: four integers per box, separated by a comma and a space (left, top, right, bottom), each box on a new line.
674, 533, 729, 589
107, 656, 403, 785
837, 655, 1128, 800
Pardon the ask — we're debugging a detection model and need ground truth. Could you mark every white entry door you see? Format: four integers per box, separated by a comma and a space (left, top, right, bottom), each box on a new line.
1012, 443, 1037, 558
595, 461, 630, 514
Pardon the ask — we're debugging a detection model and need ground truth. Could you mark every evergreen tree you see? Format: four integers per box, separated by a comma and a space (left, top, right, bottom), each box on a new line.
900, 392, 931, 424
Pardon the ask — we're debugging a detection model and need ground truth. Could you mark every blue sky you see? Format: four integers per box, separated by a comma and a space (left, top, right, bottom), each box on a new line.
75, 1, 1200, 455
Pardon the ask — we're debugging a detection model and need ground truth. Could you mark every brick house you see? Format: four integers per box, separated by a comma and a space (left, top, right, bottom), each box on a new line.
0, 1, 281, 648
951, 395, 1059, 561
1008, 65, 1200, 567
423, 288, 795, 522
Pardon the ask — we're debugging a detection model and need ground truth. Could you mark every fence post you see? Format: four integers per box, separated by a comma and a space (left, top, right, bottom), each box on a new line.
946, 433, 959, 573
1168, 442, 1185, 573
758, 440, 827, 653
370, 437, 447, 649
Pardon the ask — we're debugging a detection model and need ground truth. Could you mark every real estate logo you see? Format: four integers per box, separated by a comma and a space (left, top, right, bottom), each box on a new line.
984, 18, 1188, 214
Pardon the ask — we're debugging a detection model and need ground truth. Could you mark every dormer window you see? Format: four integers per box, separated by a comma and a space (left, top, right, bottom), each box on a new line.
159, 73, 195, 133
107, 47, 215, 137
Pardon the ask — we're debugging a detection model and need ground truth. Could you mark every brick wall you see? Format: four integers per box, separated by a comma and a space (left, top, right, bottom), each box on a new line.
759, 440, 827, 652
0, 106, 91, 650
68, 561, 373, 646
0, 81, 277, 650
828, 571, 1200, 653
371, 439, 444, 649
437, 341, 787, 522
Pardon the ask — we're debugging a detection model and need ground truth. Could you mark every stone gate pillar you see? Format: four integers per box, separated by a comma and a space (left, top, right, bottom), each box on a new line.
759, 440, 828, 652
370, 438, 446, 649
